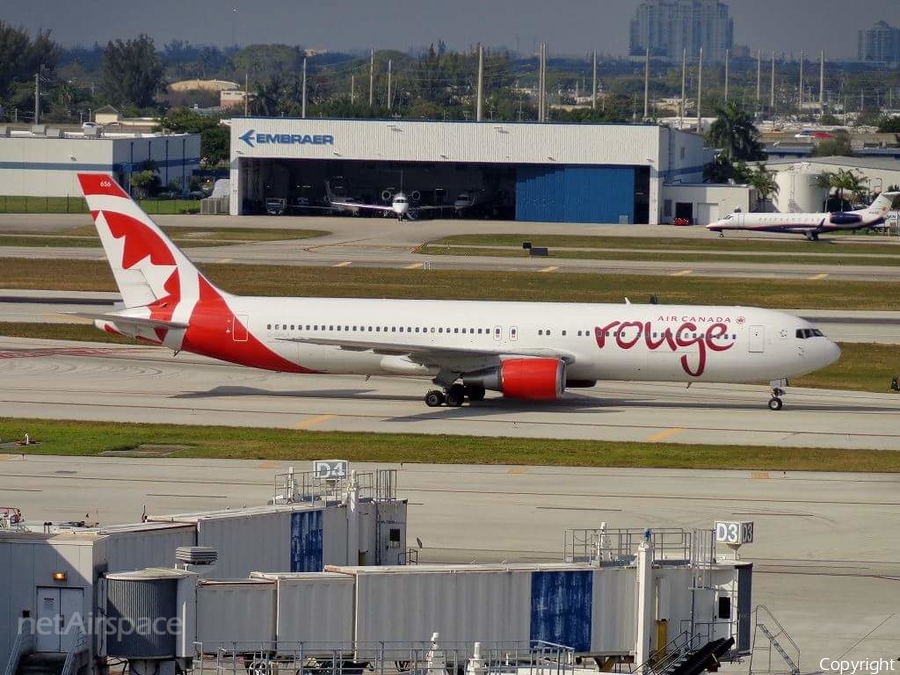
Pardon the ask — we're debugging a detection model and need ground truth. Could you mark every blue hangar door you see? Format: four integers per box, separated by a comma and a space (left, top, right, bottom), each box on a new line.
516, 166, 637, 224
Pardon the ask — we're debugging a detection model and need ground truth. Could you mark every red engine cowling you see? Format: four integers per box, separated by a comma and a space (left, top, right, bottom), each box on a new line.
464, 358, 566, 400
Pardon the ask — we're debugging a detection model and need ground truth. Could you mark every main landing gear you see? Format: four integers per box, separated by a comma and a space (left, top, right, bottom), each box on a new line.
805, 231, 820, 241
424, 384, 486, 407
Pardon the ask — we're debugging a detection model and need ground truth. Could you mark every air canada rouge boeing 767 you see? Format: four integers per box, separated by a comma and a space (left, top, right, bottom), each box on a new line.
75, 173, 840, 410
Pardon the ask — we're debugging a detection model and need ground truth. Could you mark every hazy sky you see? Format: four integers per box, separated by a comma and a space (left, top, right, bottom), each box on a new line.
3, 0, 898, 59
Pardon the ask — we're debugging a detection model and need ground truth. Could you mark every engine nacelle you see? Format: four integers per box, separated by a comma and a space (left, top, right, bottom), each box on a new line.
463, 358, 566, 400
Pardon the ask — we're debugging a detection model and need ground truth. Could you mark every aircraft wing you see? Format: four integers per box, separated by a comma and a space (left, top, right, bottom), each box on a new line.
67, 312, 189, 330
278, 336, 577, 367
329, 200, 395, 213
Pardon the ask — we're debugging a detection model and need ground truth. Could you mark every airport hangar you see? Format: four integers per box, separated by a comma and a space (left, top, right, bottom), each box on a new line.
229, 118, 748, 224
0, 126, 201, 198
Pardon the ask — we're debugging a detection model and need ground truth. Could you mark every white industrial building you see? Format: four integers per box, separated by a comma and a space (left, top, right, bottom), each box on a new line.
767, 156, 900, 211
0, 126, 201, 198
229, 118, 734, 224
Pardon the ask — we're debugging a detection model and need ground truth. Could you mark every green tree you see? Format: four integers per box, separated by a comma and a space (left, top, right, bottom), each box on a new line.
812, 128, 853, 157
706, 101, 766, 162
0, 21, 61, 100
747, 164, 780, 211
231, 44, 303, 78
817, 168, 868, 210
877, 116, 900, 133
702, 155, 751, 184
101, 35, 164, 108
158, 109, 229, 166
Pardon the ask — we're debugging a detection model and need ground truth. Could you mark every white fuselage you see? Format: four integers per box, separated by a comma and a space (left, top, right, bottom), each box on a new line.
219, 297, 839, 384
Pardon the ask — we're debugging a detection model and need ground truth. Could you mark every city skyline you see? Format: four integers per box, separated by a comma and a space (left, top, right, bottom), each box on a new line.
2, 0, 898, 59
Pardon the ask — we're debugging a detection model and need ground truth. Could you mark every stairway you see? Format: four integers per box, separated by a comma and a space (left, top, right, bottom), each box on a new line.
756, 624, 800, 675
15, 654, 67, 675
658, 638, 734, 675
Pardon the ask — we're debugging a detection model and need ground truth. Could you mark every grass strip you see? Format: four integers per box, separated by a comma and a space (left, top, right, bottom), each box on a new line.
0, 258, 898, 311
420, 245, 900, 267
1, 418, 898, 472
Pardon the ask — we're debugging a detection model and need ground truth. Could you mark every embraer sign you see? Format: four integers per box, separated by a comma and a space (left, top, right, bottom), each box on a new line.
239, 129, 334, 148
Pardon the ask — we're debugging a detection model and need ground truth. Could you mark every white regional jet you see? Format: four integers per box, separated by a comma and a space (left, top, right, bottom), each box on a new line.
75, 173, 841, 411
707, 192, 899, 240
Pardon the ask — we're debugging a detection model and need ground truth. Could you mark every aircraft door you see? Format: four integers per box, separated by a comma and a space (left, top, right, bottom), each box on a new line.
233, 314, 249, 342
749, 325, 765, 353
509, 326, 518, 341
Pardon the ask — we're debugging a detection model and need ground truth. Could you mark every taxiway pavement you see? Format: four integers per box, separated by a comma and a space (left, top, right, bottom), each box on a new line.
0, 454, 897, 666
2, 336, 899, 450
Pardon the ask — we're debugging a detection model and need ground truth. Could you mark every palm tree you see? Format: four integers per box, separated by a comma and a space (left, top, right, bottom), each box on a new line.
706, 101, 766, 162
747, 164, 780, 212
831, 169, 868, 210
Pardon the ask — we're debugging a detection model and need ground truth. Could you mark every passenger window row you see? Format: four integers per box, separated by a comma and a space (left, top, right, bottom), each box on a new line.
267, 324, 494, 335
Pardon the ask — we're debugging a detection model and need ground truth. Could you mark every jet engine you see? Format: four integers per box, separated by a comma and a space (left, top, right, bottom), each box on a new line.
463, 358, 566, 400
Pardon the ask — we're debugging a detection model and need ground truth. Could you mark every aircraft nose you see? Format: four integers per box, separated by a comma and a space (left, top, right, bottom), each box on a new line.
821, 339, 841, 367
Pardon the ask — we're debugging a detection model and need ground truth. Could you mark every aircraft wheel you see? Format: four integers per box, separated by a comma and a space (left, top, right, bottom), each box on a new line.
465, 385, 486, 401
768, 397, 783, 411
425, 390, 445, 407
445, 384, 466, 407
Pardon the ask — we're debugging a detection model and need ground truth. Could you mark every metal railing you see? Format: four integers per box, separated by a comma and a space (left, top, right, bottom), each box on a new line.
564, 528, 701, 566
61, 628, 88, 675
630, 629, 699, 675
272, 468, 399, 505
191, 639, 575, 675
2, 623, 34, 675
749, 605, 800, 675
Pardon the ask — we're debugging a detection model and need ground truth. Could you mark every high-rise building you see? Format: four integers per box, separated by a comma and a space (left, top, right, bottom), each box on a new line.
629, 0, 734, 63
858, 20, 900, 65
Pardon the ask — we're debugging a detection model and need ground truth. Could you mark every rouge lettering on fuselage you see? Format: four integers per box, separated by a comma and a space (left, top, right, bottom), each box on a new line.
595, 320, 734, 377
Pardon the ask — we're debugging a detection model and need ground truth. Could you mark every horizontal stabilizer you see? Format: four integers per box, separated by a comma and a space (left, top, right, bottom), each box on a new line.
67, 312, 188, 330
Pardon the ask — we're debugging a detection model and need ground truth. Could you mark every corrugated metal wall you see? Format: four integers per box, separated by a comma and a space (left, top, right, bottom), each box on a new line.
106, 578, 177, 658
530, 571, 593, 653
291, 510, 323, 572
515, 166, 636, 223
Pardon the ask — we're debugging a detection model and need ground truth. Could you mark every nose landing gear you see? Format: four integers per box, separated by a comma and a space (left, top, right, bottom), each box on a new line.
768, 382, 786, 411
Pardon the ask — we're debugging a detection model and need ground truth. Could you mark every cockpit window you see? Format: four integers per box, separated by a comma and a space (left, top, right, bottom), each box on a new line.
796, 328, 825, 339
723, 214, 732, 220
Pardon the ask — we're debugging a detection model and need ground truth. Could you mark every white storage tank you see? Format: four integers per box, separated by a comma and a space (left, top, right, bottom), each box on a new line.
773, 163, 829, 213
196, 579, 276, 651
250, 572, 354, 651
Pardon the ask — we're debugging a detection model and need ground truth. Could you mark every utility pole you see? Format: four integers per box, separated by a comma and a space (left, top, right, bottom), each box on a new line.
301, 57, 307, 118
34, 71, 41, 125
387, 59, 392, 110
591, 50, 597, 110
770, 51, 776, 114
819, 50, 825, 117
724, 48, 729, 102
696, 47, 703, 128
368, 48, 374, 107
643, 46, 650, 120
351, 74, 355, 105
538, 43, 546, 122
244, 73, 249, 116
476, 43, 484, 121
680, 48, 686, 129
756, 49, 762, 109
798, 51, 804, 114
